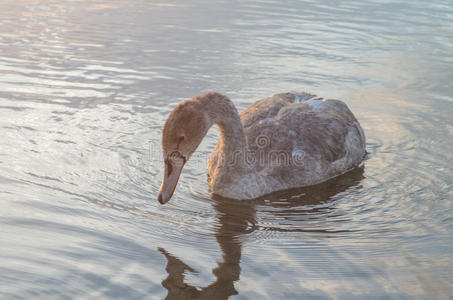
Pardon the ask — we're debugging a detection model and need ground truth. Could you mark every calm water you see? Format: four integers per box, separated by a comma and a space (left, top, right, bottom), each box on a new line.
1, 0, 453, 299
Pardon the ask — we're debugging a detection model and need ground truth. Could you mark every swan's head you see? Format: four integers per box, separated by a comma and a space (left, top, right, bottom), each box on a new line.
158, 99, 211, 204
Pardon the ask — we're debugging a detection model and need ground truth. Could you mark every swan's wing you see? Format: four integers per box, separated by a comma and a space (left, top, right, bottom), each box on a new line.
240, 92, 317, 128
243, 96, 365, 187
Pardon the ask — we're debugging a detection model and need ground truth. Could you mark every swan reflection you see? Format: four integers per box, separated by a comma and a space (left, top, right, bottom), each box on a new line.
159, 166, 364, 299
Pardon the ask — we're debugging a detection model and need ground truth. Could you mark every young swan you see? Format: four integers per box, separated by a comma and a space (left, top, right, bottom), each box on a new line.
158, 92, 366, 204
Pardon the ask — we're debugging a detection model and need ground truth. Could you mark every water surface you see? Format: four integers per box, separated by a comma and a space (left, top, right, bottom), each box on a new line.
1, 0, 453, 299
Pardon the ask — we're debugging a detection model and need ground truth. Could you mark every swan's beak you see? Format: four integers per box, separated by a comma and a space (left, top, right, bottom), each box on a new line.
158, 160, 184, 204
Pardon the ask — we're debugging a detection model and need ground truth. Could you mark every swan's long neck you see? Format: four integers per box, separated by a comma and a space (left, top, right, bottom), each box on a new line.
199, 93, 252, 173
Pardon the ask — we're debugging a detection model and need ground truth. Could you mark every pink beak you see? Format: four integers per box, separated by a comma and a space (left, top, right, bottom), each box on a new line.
158, 160, 184, 204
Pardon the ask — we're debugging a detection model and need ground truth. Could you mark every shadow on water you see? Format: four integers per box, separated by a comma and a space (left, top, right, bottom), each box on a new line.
158, 166, 365, 299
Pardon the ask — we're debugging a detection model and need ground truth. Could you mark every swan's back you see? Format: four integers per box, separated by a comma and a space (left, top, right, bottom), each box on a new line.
240, 92, 366, 189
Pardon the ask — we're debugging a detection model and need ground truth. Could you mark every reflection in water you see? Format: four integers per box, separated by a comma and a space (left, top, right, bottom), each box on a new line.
159, 167, 364, 299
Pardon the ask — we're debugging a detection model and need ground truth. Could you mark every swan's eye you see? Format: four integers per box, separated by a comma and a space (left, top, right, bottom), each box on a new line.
177, 136, 184, 147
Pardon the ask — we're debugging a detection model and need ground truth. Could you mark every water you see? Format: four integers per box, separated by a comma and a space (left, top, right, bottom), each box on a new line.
1, 0, 452, 299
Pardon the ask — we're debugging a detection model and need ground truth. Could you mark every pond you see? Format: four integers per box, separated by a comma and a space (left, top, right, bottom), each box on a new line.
0, 0, 452, 299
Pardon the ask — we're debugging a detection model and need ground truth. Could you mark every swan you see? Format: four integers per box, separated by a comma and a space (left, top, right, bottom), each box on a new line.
158, 92, 366, 204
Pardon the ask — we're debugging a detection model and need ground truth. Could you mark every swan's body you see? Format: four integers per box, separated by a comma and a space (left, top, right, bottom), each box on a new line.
158, 92, 366, 203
